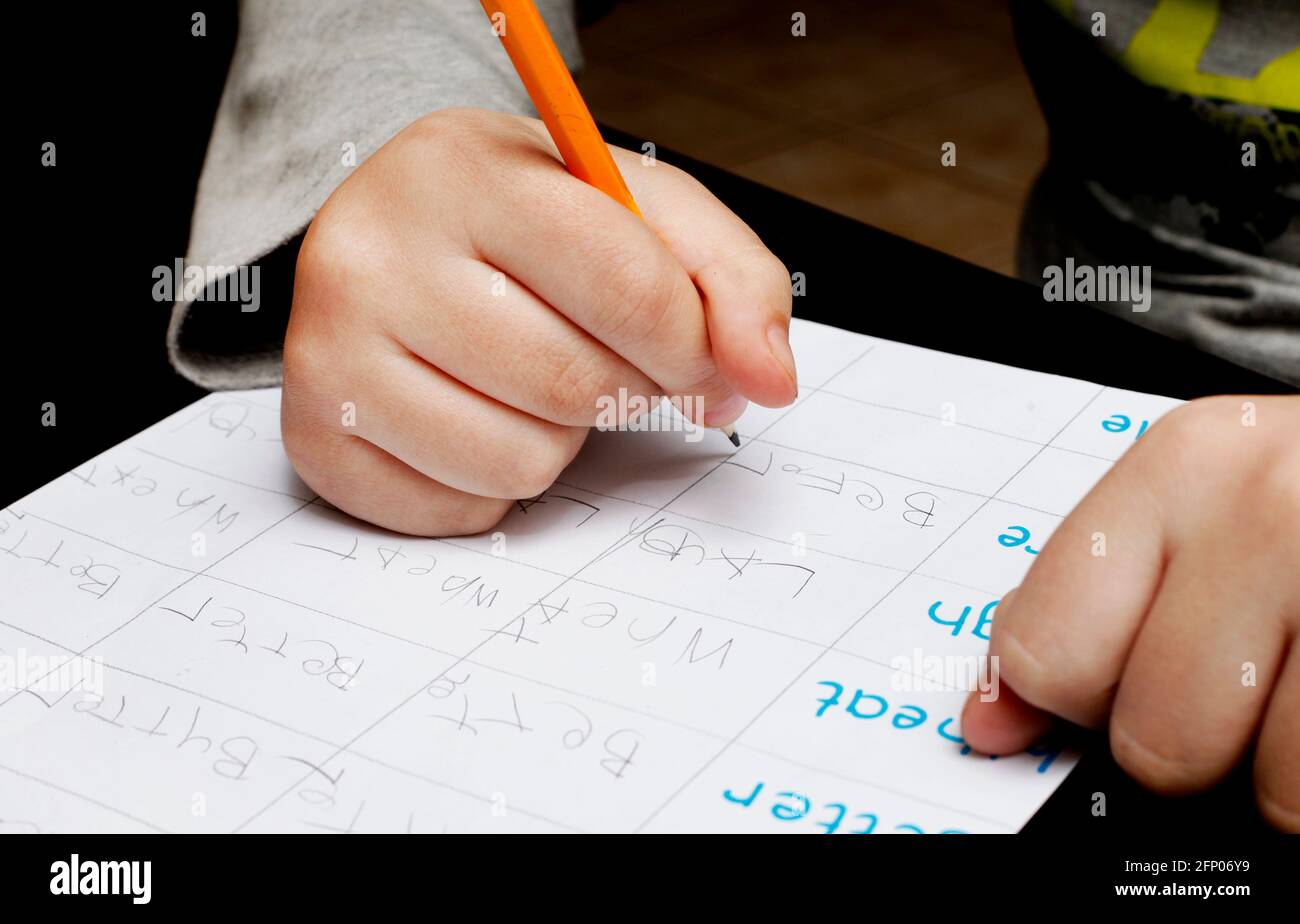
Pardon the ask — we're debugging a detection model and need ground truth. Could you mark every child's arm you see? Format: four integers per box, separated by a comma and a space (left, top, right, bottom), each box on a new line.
962, 395, 1300, 830
279, 108, 797, 535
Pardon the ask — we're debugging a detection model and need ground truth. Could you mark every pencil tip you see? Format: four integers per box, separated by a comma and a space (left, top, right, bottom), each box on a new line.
727, 429, 741, 448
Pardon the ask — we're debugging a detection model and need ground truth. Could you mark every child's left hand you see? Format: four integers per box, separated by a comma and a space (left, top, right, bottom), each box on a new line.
961, 394, 1300, 830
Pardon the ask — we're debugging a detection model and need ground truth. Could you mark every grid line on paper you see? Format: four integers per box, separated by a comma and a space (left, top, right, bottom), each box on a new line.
814, 387, 1115, 463
163, 396, 283, 438
729, 740, 1015, 830
292, 749, 589, 833
443, 535, 1004, 639
0, 617, 384, 749
0, 619, 582, 834
745, 434, 1090, 519
548, 477, 1046, 584
0, 538, 980, 828
13, 487, 1001, 692
7, 509, 204, 576
131, 446, 315, 501
78, 497, 318, 655
229, 345, 880, 833
0, 764, 171, 834
0, 629, 991, 834
1, 527, 974, 744
0, 497, 315, 710
633, 384, 1107, 833
0, 552, 987, 833
135, 378, 1111, 514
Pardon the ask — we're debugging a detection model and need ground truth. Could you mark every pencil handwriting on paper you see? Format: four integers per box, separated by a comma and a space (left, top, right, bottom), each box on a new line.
723, 452, 940, 528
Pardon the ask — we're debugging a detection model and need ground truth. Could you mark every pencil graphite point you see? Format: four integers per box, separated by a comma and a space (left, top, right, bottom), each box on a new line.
723, 426, 741, 448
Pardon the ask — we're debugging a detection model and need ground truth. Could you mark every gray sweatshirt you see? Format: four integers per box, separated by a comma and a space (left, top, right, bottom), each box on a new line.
168, 0, 580, 390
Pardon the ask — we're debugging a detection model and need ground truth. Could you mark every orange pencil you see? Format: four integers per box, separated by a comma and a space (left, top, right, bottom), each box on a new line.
479, 0, 741, 446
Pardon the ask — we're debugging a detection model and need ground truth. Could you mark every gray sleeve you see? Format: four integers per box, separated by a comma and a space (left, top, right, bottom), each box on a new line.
168, 0, 581, 390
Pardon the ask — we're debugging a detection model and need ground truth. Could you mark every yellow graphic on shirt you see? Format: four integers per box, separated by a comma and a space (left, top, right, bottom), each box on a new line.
1047, 0, 1300, 111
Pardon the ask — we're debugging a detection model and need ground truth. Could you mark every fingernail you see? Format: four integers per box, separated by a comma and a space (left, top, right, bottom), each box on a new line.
767, 323, 798, 393
703, 391, 748, 427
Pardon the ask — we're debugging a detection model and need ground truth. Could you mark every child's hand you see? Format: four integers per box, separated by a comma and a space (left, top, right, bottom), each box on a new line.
962, 395, 1300, 829
281, 108, 796, 536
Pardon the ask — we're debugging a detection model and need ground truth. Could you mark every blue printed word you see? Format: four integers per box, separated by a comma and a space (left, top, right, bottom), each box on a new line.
814, 682, 1061, 773
1102, 414, 1149, 439
928, 598, 999, 640
998, 525, 1039, 555
723, 781, 965, 834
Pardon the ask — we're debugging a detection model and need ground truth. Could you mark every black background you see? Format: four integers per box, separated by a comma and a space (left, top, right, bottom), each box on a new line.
7, 0, 1294, 855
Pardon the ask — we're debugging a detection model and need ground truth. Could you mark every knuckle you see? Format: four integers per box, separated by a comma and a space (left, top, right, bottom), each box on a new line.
1109, 721, 1204, 794
295, 216, 345, 285
688, 370, 739, 416
993, 629, 1052, 696
1260, 443, 1300, 515
727, 245, 792, 302
282, 325, 338, 391
1145, 396, 1227, 450
281, 414, 343, 504
543, 347, 607, 424
406, 107, 494, 150
280, 330, 343, 436
1127, 397, 1232, 494
656, 159, 700, 189
441, 496, 513, 538
279, 405, 313, 479
499, 429, 575, 499
760, 248, 792, 285
1256, 785, 1300, 833
759, 251, 794, 314
280, 380, 320, 460
297, 198, 389, 296
592, 242, 681, 345
280, 330, 313, 391
401, 109, 511, 183
1252, 442, 1300, 566
994, 629, 1087, 717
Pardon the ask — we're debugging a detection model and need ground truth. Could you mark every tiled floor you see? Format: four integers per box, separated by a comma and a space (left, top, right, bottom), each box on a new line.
577, 0, 1048, 277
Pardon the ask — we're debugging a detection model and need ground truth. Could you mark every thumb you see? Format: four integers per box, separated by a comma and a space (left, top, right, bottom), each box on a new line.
695, 243, 799, 410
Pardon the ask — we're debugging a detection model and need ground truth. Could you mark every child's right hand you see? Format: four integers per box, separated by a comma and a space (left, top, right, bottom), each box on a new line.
281, 108, 798, 536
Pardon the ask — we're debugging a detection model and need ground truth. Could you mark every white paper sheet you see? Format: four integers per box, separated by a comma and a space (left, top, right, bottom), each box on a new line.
0, 319, 1183, 833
